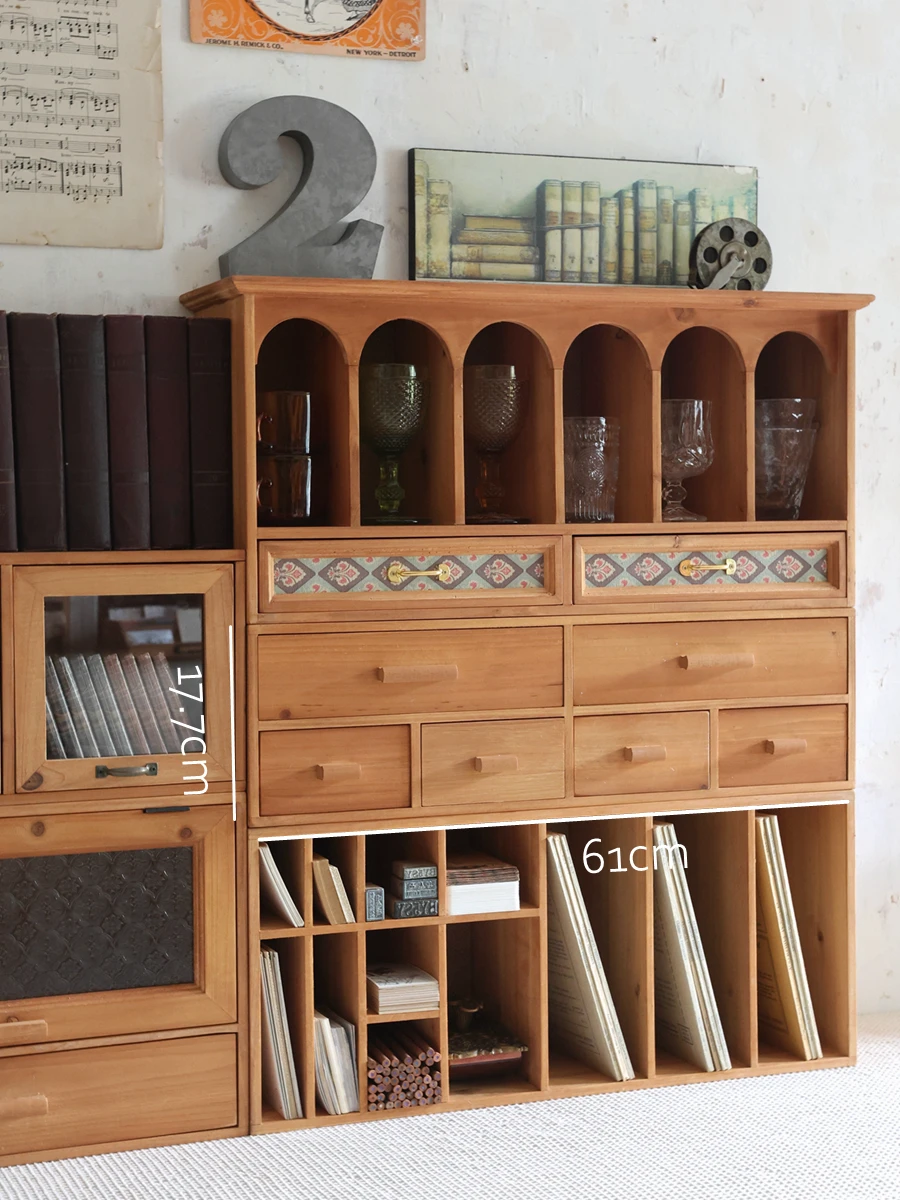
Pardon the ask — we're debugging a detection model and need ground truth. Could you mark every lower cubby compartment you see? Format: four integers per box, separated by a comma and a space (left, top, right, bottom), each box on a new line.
364, 828, 443, 922
365, 925, 443, 1021
446, 822, 541, 910
365, 1019, 444, 1112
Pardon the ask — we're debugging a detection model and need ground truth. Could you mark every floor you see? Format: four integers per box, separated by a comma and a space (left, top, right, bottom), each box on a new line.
2, 1013, 898, 1200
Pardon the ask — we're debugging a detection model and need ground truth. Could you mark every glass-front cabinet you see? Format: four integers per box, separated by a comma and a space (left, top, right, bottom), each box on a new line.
13, 564, 234, 796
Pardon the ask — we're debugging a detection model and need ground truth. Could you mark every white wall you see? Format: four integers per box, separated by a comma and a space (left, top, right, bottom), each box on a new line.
2, 0, 896, 1009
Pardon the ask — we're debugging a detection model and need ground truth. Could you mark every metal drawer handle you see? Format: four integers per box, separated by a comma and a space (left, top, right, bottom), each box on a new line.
0, 1018, 48, 1046
377, 664, 459, 685
96, 763, 158, 778
387, 562, 452, 585
624, 744, 667, 764
474, 754, 519, 774
679, 557, 737, 577
679, 653, 755, 671
316, 762, 362, 782
765, 738, 808, 757
0, 1094, 49, 1121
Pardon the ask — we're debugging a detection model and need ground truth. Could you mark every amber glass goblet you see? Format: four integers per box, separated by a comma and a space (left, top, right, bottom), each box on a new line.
464, 364, 527, 524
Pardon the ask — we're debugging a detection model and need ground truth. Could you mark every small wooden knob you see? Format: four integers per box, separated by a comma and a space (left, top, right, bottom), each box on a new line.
624, 744, 667, 764
679, 652, 755, 671
377, 664, 459, 684
315, 762, 362, 782
474, 754, 519, 774
765, 738, 808, 757
0, 1018, 48, 1046
0, 1094, 49, 1121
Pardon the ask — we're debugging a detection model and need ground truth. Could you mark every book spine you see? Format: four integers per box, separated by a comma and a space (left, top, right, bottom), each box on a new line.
450, 244, 540, 264
450, 262, 539, 281
145, 316, 191, 550
425, 180, 451, 278
674, 200, 693, 285
365, 884, 385, 922
152, 651, 184, 725
58, 314, 111, 550
68, 653, 117, 757
390, 876, 439, 900
691, 187, 712, 241
457, 230, 533, 246
600, 198, 619, 285
389, 897, 439, 919
732, 195, 750, 220
618, 190, 635, 284
581, 181, 601, 284
87, 653, 134, 756
657, 185, 675, 285
636, 179, 658, 285
104, 653, 151, 755
120, 653, 168, 754
713, 201, 731, 222
413, 156, 429, 279
538, 179, 563, 283
464, 216, 534, 232
0, 313, 15, 550
187, 317, 232, 549
393, 861, 438, 880
137, 652, 181, 753
45, 656, 84, 759
54, 655, 101, 758
562, 181, 583, 283
105, 315, 150, 550
9, 313, 66, 550
45, 696, 66, 760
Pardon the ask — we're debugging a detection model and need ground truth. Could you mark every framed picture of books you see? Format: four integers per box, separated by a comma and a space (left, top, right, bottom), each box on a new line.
191, 0, 423, 60
409, 149, 758, 287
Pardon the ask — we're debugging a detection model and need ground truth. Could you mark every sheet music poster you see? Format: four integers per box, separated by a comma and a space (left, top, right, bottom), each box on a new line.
0, 0, 162, 248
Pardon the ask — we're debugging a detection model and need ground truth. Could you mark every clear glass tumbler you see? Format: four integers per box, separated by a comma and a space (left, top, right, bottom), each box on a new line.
755, 425, 819, 519
564, 416, 620, 522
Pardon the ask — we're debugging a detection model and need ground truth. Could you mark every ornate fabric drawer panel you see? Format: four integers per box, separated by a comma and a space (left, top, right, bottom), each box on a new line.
259, 538, 563, 613
574, 534, 846, 604
718, 704, 849, 789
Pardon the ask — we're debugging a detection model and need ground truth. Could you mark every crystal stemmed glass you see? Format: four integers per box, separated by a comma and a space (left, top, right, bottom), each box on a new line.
661, 398, 715, 521
464, 364, 527, 523
359, 363, 427, 523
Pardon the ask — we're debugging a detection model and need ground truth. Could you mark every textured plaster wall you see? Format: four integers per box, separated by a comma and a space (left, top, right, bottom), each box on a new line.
0, 0, 895, 1009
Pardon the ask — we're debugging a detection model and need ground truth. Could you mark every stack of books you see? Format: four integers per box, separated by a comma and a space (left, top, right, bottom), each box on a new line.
450, 215, 540, 281
0, 311, 231, 553
756, 814, 823, 1060
546, 833, 634, 1082
260, 946, 303, 1120
653, 822, 731, 1072
388, 859, 438, 919
314, 1008, 359, 1116
366, 964, 440, 1015
259, 844, 304, 928
446, 853, 520, 915
45, 649, 194, 761
312, 854, 355, 925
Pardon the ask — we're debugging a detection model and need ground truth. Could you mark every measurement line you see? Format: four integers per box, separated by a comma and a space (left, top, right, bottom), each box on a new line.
228, 623, 237, 823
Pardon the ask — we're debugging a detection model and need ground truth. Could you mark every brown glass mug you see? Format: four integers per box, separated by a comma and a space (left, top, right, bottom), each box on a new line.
257, 390, 311, 454
257, 453, 312, 525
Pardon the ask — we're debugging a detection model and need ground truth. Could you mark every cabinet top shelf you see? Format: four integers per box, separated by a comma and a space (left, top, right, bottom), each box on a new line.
181, 276, 875, 315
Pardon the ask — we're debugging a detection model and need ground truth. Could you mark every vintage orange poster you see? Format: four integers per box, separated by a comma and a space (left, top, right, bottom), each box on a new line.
191, 0, 424, 59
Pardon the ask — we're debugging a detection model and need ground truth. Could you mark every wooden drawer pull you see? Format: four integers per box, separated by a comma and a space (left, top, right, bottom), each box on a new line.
315, 762, 362, 782
0, 1094, 49, 1121
377, 664, 459, 685
624, 744, 667, 764
474, 754, 519, 774
0, 1019, 48, 1046
765, 738, 808, 757
679, 652, 756, 671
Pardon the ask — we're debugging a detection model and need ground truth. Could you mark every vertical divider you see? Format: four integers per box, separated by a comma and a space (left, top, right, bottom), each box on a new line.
534, 821, 549, 1091
426, 334, 459, 525
650, 370, 663, 522
300, 837, 313, 927
300, 933, 316, 1120
747, 808, 759, 1068
642, 815, 657, 1078
745, 368, 757, 520
435, 827, 448, 917
354, 925, 367, 1110
346, 360, 361, 526
352, 835, 366, 926
436, 922, 449, 1103
551, 366, 566, 524
450, 355, 466, 524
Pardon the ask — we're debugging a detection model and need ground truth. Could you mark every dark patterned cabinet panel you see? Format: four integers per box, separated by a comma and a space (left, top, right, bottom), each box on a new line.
258, 538, 564, 613
575, 534, 846, 605
0, 807, 236, 1048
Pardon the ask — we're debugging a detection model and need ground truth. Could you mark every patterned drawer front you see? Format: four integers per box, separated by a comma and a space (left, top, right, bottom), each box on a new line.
259, 538, 563, 613
575, 534, 845, 603
718, 704, 849, 788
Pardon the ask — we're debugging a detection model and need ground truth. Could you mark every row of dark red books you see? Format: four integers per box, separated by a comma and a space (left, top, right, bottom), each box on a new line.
0, 312, 232, 551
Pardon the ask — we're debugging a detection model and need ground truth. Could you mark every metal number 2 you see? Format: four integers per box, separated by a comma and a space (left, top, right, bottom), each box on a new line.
218, 95, 384, 279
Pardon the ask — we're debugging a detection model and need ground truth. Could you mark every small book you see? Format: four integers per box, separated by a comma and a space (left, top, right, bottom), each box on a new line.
450, 262, 540, 281
464, 215, 535, 232
393, 860, 438, 881
389, 897, 439, 920
58, 314, 111, 550
390, 876, 438, 901
366, 963, 439, 1015
87, 654, 134, 757
312, 854, 354, 925
68, 653, 117, 758
105, 314, 150, 550
260, 946, 303, 1120
0, 312, 16, 551
45, 697, 66, 760
259, 844, 303, 928
457, 229, 533, 246
103, 653, 151, 755
314, 1008, 359, 1116
120, 654, 168, 754
756, 814, 823, 1061
136, 652, 181, 753
53, 655, 100, 759
44, 656, 83, 759
364, 883, 385, 922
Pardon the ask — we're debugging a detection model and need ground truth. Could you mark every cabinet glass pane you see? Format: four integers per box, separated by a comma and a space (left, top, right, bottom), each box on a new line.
44, 594, 204, 762
0, 847, 194, 1001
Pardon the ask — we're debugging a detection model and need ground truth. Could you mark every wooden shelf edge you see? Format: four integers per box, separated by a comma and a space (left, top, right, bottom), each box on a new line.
250, 520, 848, 541
366, 1009, 442, 1024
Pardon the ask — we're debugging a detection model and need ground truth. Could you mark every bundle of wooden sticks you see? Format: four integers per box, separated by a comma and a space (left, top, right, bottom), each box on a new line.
366, 1027, 443, 1112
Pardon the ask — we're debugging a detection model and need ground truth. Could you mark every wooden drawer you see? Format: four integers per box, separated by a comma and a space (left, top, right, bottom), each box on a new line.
575, 534, 845, 604
260, 538, 563, 613
718, 705, 849, 788
258, 626, 564, 720
421, 718, 566, 808
573, 617, 848, 706
259, 725, 411, 816
574, 712, 710, 796
0, 1034, 237, 1158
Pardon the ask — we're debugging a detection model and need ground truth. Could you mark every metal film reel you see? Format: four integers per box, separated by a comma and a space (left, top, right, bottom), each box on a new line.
690, 218, 773, 291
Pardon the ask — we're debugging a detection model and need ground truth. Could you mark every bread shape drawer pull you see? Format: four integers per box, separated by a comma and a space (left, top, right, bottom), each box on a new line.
474, 754, 519, 774
315, 762, 362, 782
0, 1094, 49, 1121
377, 664, 459, 685
624, 744, 667, 764
765, 738, 808, 757
0, 1018, 48, 1046
679, 652, 756, 671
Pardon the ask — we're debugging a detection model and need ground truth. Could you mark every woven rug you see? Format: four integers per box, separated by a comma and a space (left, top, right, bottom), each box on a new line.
2, 1013, 898, 1200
